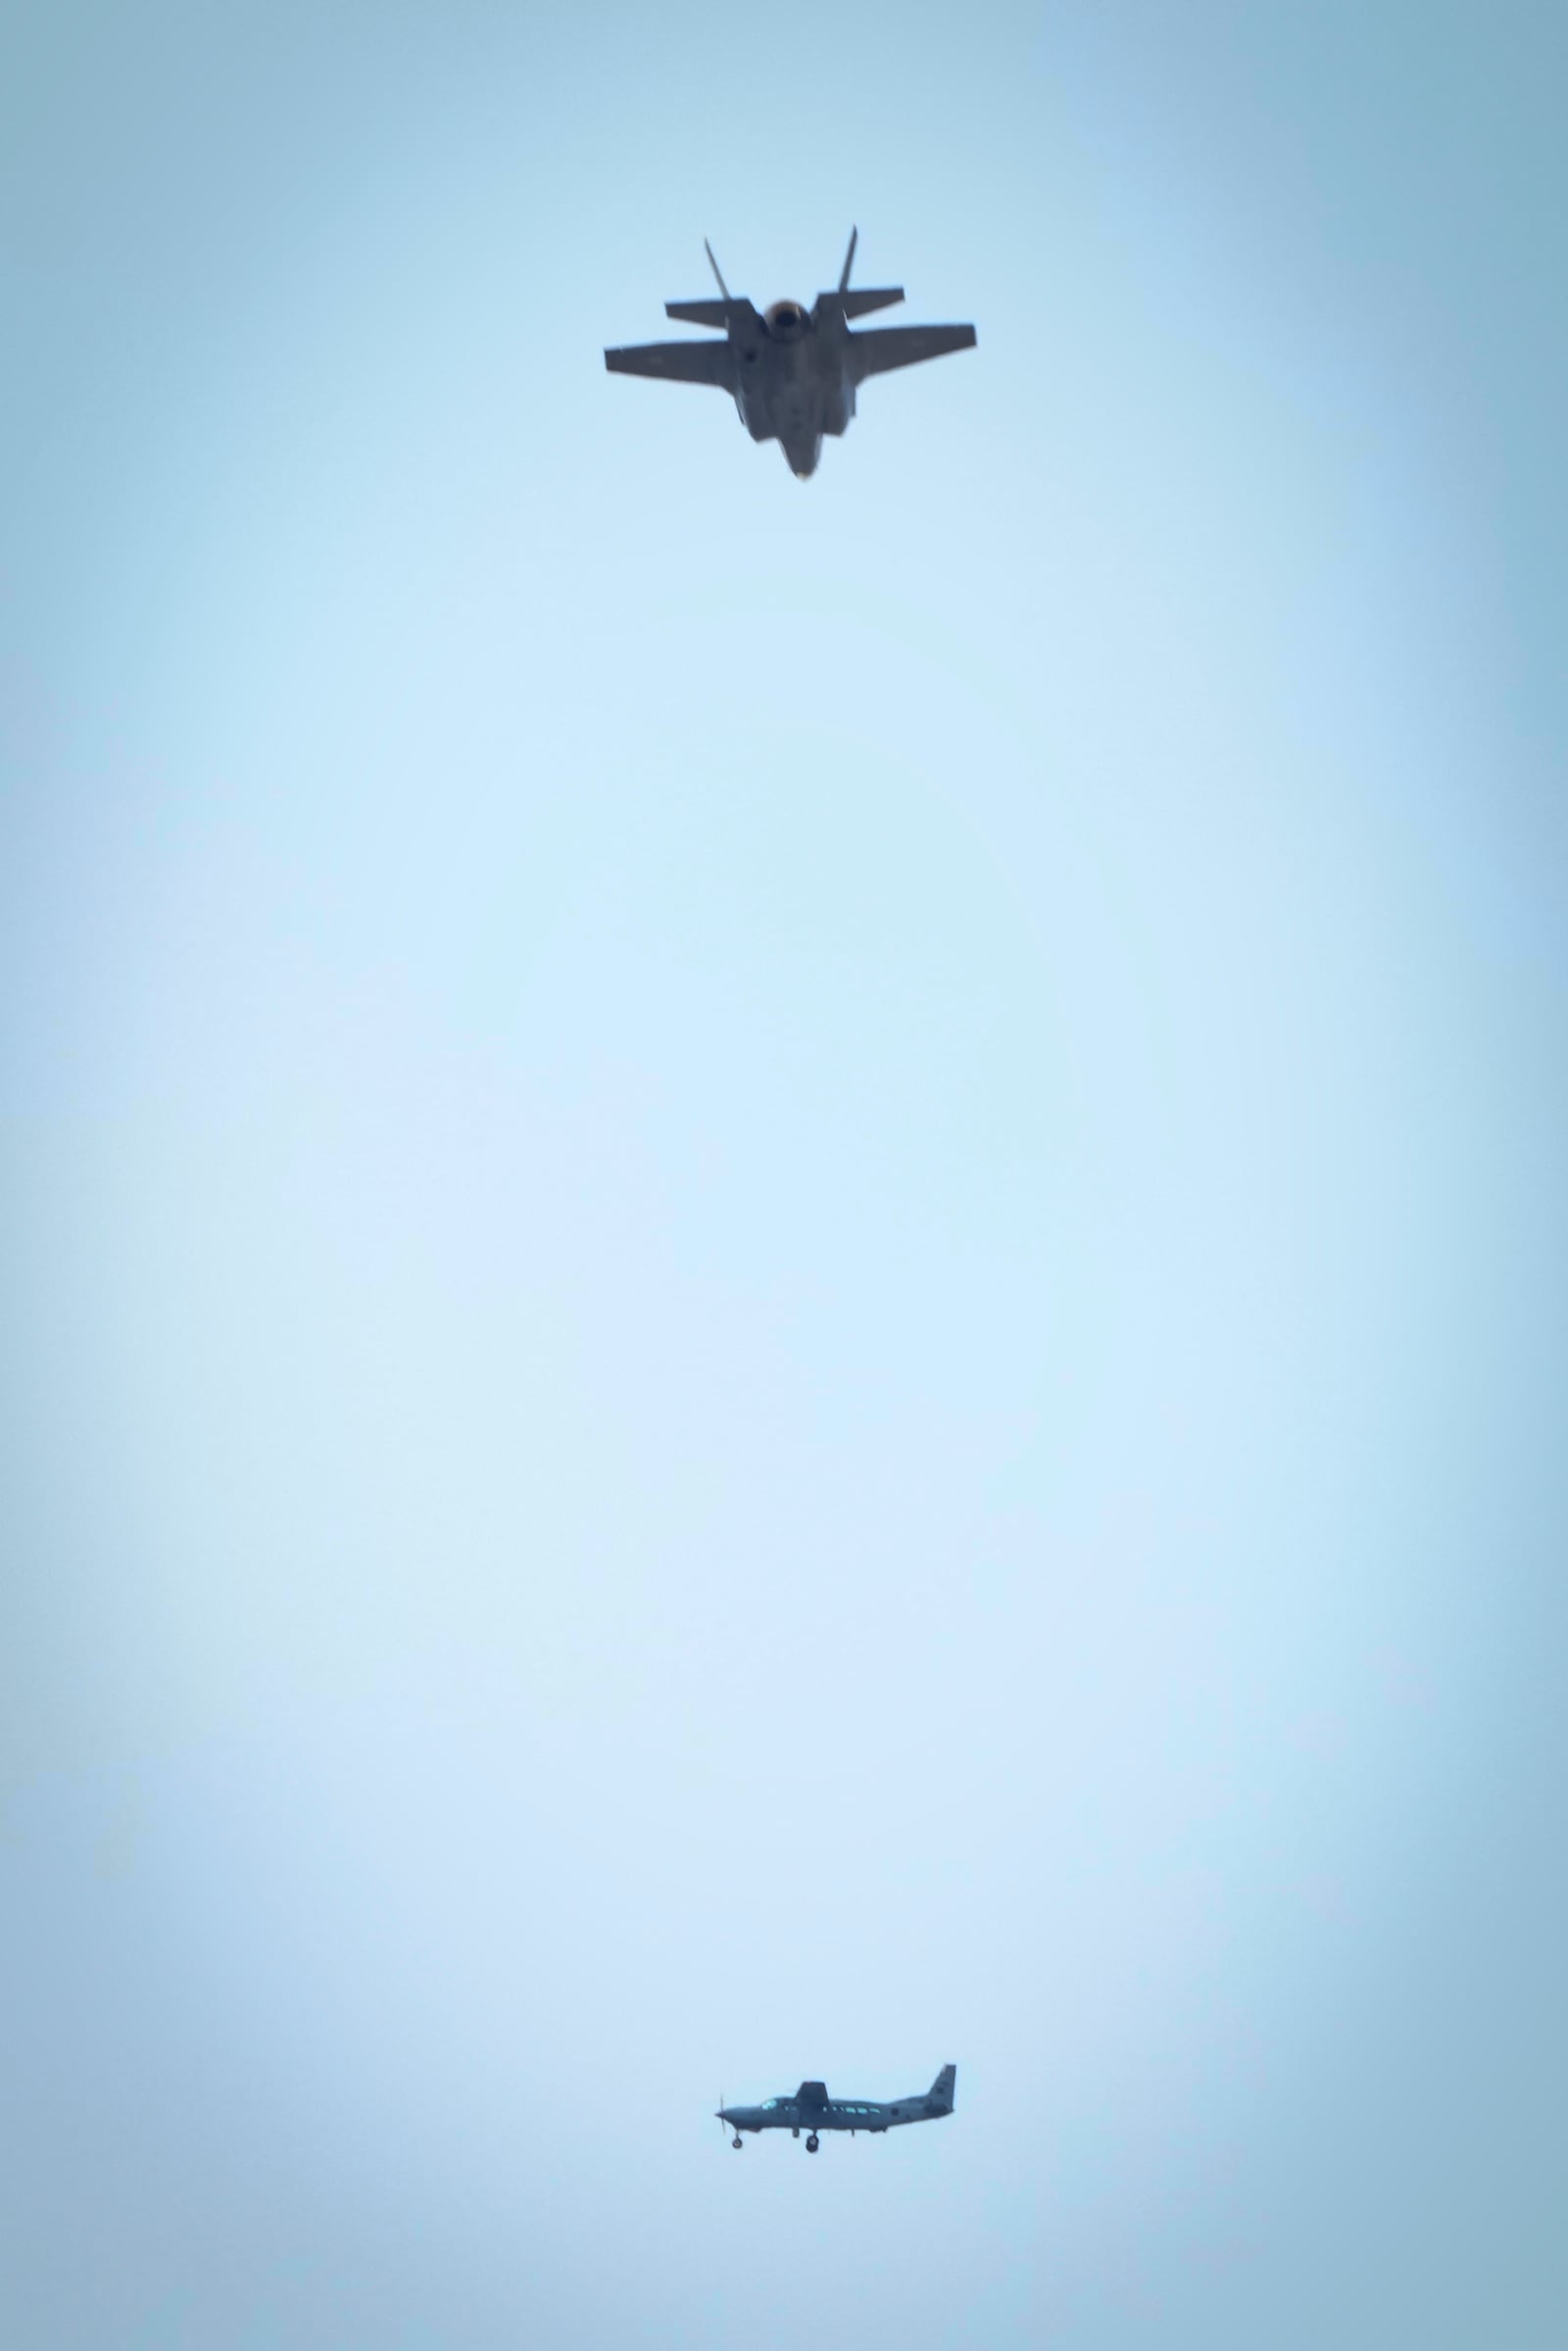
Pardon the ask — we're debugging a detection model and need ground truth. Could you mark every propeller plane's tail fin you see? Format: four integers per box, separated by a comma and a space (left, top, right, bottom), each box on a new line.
926, 2064, 956, 2113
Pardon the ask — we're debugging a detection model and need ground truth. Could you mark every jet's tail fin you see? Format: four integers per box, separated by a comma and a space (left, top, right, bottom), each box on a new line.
838, 225, 858, 292
832, 225, 902, 317
926, 2064, 956, 2113
666, 249, 759, 333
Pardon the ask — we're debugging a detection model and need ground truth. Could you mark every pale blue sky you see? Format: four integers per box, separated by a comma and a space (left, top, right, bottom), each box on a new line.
3, 3, 1565, 2345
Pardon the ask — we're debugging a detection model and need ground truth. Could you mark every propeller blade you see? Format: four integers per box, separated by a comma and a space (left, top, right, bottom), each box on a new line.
704, 240, 731, 299
838, 226, 858, 293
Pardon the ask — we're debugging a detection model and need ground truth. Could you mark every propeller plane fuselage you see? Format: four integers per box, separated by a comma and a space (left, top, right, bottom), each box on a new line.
717, 2065, 956, 2151
605, 231, 976, 477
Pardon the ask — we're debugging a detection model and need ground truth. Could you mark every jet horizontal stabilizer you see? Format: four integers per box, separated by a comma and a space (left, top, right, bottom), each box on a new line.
664, 299, 735, 329
839, 286, 904, 318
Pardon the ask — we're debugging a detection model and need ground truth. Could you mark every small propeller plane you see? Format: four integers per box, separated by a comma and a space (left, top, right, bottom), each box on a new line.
716, 2065, 956, 2152
605, 231, 976, 478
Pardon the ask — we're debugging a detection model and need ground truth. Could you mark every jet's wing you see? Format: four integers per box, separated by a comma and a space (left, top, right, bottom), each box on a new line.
605, 339, 736, 390
849, 323, 976, 383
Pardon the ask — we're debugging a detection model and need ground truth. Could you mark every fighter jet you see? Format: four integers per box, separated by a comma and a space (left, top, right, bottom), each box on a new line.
716, 2065, 956, 2151
605, 232, 976, 477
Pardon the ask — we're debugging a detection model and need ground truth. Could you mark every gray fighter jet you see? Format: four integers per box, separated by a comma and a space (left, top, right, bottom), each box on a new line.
717, 2065, 956, 2151
605, 232, 975, 477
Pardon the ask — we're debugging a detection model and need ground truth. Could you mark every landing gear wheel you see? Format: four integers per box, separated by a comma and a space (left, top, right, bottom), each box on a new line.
732, 2135, 743, 2150
806, 2133, 820, 2153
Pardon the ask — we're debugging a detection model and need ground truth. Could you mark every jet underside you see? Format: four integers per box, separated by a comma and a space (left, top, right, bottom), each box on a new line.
733, 318, 855, 480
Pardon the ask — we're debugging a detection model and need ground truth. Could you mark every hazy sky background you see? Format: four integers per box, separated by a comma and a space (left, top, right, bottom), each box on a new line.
4, 2, 1565, 2344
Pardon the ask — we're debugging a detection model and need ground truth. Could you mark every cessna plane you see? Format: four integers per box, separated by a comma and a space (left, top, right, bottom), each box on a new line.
605, 231, 976, 477
717, 2065, 956, 2152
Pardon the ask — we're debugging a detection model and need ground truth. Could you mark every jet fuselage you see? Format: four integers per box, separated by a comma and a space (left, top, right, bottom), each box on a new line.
731, 300, 854, 477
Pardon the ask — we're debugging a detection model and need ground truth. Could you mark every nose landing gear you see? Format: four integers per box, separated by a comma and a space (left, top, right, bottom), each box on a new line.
805, 2132, 820, 2153
732, 2134, 743, 2149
